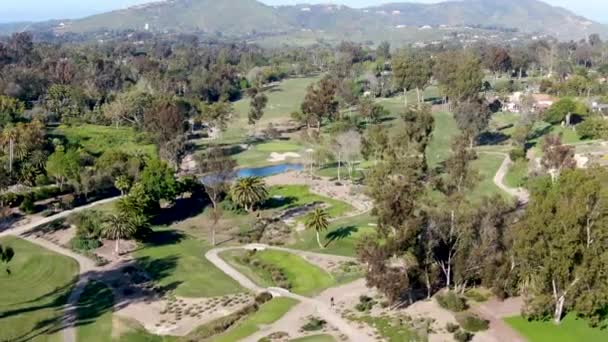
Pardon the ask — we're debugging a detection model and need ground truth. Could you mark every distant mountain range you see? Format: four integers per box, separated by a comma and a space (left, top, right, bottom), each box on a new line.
1, 0, 606, 43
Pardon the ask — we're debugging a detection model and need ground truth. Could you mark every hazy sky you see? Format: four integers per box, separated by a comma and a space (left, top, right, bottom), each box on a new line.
1, 0, 606, 23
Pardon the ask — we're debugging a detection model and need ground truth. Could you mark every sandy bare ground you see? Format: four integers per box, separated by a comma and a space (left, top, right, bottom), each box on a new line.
470, 297, 525, 342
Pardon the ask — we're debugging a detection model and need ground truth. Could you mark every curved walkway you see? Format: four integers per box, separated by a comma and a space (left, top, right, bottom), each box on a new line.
481, 152, 530, 205
0, 196, 120, 342
206, 244, 375, 342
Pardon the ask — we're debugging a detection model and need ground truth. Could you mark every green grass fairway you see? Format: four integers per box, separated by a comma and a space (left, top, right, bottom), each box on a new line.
505, 159, 529, 188
0, 237, 79, 342
234, 77, 319, 124
51, 124, 156, 156
290, 335, 337, 342
234, 140, 305, 168
217, 76, 318, 144
471, 153, 508, 200
115, 318, 176, 342
76, 281, 114, 342
213, 298, 298, 342
134, 230, 243, 297
220, 250, 275, 288
268, 185, 353, 219
290, 213, 375, 257
427, 111, 460, 168
244, 250, 335, 296
505, 315, 608, 342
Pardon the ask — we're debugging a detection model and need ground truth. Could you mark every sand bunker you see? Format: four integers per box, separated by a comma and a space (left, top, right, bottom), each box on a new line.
267, 152, 301, 162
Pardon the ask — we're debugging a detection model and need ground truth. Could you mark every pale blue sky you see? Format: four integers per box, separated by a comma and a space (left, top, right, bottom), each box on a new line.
1, 0, 606, 23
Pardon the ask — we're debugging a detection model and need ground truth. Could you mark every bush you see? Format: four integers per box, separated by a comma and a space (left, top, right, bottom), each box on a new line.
68, 210, 106, 239
436, 291, 468, 312
446, 322, 460, 333
70, 237, 102, 251
355, 295, 376, 312
577, 116, 608, 140
454, 329, 474, 342
255, 292, 273, 304
456, 313, 489, 332
19, 193, 36, 214
2, 192, 23, 207
509, 148, 526, 161
301, 317, 327, 331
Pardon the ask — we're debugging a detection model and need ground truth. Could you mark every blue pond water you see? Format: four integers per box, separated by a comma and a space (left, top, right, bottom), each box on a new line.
236, 163, 303, 178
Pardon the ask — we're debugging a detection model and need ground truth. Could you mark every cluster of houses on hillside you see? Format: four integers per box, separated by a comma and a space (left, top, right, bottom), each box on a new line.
501, 91, 608, 118
501, 92, 557, 114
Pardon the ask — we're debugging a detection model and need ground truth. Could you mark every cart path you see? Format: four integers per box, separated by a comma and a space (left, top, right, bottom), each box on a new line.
206, 244, 376, 342
481, 152, 530, 205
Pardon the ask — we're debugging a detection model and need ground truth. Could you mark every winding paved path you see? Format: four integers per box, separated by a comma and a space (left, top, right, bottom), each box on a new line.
206, 244, 375, 342
0, 196, 120, 342
481, 151, 530, 205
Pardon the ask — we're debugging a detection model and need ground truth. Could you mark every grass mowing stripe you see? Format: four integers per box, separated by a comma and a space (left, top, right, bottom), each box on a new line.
0, 237, 79, 342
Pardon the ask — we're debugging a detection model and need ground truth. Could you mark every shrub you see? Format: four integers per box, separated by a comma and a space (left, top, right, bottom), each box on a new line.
446, 322, 460, 333
577, 116, 608, 140
301, 317, 327, 331
19, 193, 36, 214
255, 292, 273, 304
1, 192, 23, 208
464, 289, 490, 303
436, 291, 468, 312
355, 295, 376, 312
456, 313, 489, 332
70, 237, 102, 251
68, 210, 106, 239
509, 148, 526, 161
454, 329, 474, 342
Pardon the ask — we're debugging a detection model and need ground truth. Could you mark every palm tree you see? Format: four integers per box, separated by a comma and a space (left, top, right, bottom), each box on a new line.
231, 176, 268, 212
102, 214, 138, 255
114, 175, 132, 196
305, 208, 331, 249
0, 244, 15, 275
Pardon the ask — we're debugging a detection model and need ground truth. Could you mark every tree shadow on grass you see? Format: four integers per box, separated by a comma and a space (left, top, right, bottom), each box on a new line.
260, 196, 297, 210
151, 195, 210, 227
135, 229, 186, 249
8, 255, 180, 342
477, 132, 510, 146
324, 226, 358, 247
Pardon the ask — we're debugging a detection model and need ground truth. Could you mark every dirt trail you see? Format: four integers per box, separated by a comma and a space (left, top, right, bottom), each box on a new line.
206, 245, 376, 342
0, 196, 120, 342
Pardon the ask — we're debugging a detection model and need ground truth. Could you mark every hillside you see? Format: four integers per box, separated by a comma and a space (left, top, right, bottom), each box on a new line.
17, 0, 608, 41
60, 0, 291, 35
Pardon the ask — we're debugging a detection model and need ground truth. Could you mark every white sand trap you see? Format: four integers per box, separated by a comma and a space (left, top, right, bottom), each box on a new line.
268, 152, 301, 162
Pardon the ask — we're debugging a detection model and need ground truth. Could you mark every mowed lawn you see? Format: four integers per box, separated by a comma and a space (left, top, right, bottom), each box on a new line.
233, 140, 305, 168
505, 315, 608, 342
51, 124, 157, 156
234, 77, 320, 125
226, 249, 336, 296
427, 111, 460, 168
213, 297, 298, 342
218, 76, 319, 144
0, 237, 79, 342
290, 213, 376, 257
268, 185, 354, 219
76, 281, 114, 342
134, 230, 243, 297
